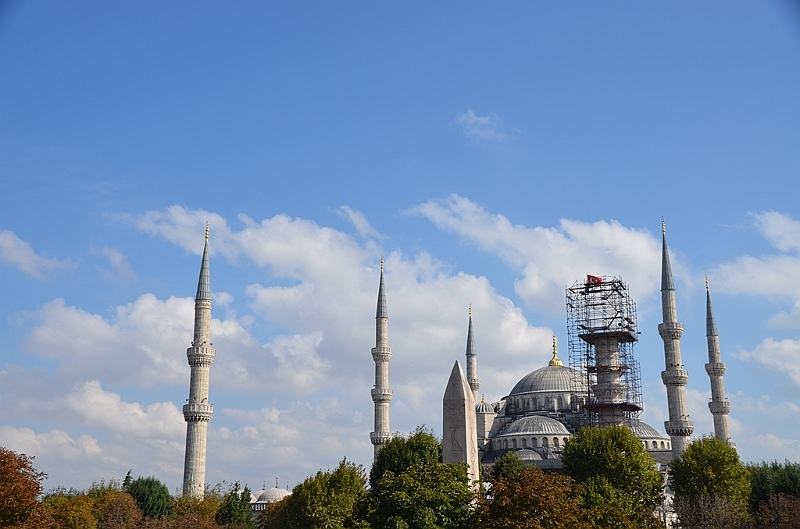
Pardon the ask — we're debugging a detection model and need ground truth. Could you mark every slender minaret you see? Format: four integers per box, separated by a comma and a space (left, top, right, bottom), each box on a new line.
659, 221, 694, 458
705, 278, 732, 445
182, 225, 215, 497
465, 305, 480, 403
370, 257, 393, 460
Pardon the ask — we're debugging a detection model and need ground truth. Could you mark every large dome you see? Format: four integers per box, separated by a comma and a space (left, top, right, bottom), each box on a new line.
257, 486, 291, 503
509, 365, 586, 395
628, 419, 669, 440
500, 415, 571, 436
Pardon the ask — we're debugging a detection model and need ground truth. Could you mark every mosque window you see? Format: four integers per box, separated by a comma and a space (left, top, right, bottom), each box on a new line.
563, 437, 568, 446
553, 437, 559, 448
543, 437, 549, 448
557, 396, 563, 409
512, 438, 517, 449
532, 438, 538, 448
522, 438, 527, 448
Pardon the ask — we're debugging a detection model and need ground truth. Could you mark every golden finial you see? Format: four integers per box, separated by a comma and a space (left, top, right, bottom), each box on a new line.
205, 222, 209, 240
275, 478, 278, 488
469, 303, 472, 317
705, 276, 709, 291
661, 218, 666, 235
481, 394, 486, 404
549, 335, 563, 367
380, 255, 384, 272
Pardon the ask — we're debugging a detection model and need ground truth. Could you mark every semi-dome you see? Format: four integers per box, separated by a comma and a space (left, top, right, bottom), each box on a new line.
516, 448, 543, 461
500, 415, 571, 436
257, 486, 291, 503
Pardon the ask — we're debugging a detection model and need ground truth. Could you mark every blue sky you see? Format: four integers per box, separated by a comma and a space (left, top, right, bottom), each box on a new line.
2, 1, 800, 492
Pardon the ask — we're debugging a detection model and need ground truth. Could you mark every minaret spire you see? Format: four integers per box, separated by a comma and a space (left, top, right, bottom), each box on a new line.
705, 279, 732, 445
370, 256, 393, 460
182, 224, 215, 497
465, 304, 480, 403
658, 221, 694, 458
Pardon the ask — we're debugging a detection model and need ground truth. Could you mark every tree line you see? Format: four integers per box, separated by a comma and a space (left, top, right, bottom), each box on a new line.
2, 426, 800, 528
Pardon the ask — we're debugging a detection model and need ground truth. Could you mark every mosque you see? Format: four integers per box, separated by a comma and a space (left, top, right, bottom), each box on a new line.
369, 222, 733, 473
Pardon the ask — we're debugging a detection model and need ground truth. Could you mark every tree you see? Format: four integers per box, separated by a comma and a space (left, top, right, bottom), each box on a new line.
368, 462, 476, 529
757, 493, 800, 529
491, 451, 527, 479
370, 426, 442, 490
95, 492, 142, 529
474, 466, 592, 529
562, 425, 664, 511
749, 460, 800, 511
126, 476, 172, 519
262, 458, 367, 529
45, 493, 98, 529
669, 436, 751, 516
171, 485, 223, 522
0, 447, 47, 526
215, 482, 255, 529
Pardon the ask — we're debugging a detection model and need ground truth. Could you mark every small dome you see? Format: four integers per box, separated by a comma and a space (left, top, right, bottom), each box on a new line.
628, 419, 669, 440
476, 394, 494, 414
499, 415, 571, 436
516, 448, 543, 461
250, 489, 266, 503
510, 365, 586, 395
257, 486, 291, 503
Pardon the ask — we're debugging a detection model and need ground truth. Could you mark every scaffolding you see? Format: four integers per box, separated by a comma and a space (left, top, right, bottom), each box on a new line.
567, 276, 643, 429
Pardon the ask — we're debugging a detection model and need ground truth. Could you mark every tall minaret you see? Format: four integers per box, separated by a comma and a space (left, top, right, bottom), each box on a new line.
182, 225, 215, 497
659, 221, 694, 458
370, 257, 392, 460
465, 305, 480, 404
705, 278, 732, 445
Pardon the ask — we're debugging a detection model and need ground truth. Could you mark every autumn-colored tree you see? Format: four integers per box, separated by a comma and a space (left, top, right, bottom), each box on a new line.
0, 447, 47, 527
256, 498, 290, 529
46, 493, 98, 529
369, 426, 442, 490
757, 493, 800, 529
368, 461, 476, 529
474, 466, 592, 529
95, 491, 142, 529
672, 494, 752, 529
171, 487, 222, 522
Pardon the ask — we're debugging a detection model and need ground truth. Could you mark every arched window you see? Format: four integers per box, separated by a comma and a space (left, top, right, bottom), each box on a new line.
522, 438, 527, 448
504, 440, 508, 449
557, 396, 564, 410
545, 397, 552, 409
532, 437, 538, 448
512, 438, 517, 449
553, 437, 560, 448
563, 437, 568, 446
660, 441, 665, 449
543, 437, 549, 448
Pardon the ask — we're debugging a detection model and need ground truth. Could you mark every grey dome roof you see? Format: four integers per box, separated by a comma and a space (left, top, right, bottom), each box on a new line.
250, 489, 266, 503
516, 448, 543, 461
476, 400, 494, 413
499, 415, 571, 436
510, 365, 586, 395
257, 487, 291, 503
628, 420, 669, 440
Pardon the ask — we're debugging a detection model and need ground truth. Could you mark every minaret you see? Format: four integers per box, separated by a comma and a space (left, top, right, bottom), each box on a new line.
705, 278, 732, 445
182, 225, 215, 497
465, 305, 480, 403
370, 257, 393, 460
658, 221, 694, 458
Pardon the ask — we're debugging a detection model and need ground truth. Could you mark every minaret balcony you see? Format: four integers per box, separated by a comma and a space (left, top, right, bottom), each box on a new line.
658, 322, 684, 341
371, 346, 392, 362
371, 387, 393, 403
187, 346, 216, 366
708, 400, 731, 414
664, 419, 694, 437
370, 431, 392, 446
661, 369, 689, 386
183, 403, 214, 422
704, 362, 726, 377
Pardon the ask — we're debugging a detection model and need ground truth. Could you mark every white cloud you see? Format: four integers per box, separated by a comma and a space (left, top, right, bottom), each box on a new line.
753, 211, 800, 253
455, 110, 508, 143
92, 245, 136, 280
0, 426, 101, 461
334, 206, 382, 239
406, 195, 663, 313
0, 230, 66, 279
738, 337, 800, 387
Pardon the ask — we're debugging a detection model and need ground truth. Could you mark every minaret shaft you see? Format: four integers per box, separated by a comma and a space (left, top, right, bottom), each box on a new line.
659, 224, 693, 458
465, 309, 480, 403
370, 261, 392, 460
182, 229, 215, 497
705, 284, 732, 445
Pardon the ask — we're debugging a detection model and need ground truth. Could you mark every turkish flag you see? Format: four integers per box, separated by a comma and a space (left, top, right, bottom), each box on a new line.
586, 275, 603, 284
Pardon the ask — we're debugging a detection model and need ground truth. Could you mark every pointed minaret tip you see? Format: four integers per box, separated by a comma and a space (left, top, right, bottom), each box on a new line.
469, 303, 472, 317
705, 276, 709, 291
205, 222, 209, 240
706, 279, 718, 337
662, 218, 666, 235
196, 227, 211, 301
376, 258, 387, 319
549, 335, 563, 367
661, 219, 675, 292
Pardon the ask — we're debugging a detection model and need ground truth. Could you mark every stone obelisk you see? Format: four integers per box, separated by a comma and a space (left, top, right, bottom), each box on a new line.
659, 221, 694, 458
705, 278, 732, 445
182, 225, 215, 497
443, 361, 479, 485
370, 257, 393, 460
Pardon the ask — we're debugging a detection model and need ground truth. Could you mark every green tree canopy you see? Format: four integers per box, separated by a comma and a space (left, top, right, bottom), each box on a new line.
669, 436, 750, 514
215, 482, 255, 529
260, 458, 367, 529
491, 451, 528, 479
370, 426, 442, 490
748, 460, 800, 510
561, 425, 664, 511
126, 476, 172, 519
368, 461, 475, 529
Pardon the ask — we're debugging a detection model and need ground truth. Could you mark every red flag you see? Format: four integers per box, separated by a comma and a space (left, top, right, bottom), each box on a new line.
586, 275, 603, 285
